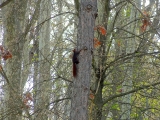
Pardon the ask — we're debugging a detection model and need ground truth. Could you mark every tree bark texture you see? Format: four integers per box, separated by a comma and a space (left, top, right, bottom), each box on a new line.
71, 0, 97, 120
2, 0, 27, 119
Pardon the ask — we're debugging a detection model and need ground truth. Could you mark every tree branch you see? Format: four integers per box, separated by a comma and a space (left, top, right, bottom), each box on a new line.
103, 81, 160, 105
0, 0, 13, 8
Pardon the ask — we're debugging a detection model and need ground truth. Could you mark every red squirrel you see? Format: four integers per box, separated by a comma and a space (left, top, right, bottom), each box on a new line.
72, 49, 81, 77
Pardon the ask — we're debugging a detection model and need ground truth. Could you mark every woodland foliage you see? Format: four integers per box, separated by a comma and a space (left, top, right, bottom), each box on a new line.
0, 0, 159, 120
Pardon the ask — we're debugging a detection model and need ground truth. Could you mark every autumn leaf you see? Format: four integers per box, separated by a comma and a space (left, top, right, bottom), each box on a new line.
140, 11, 150, 32
98, 26, 107, 35
2, 51, 12, 60
0, 45, 12, 60
94, 25, 107, 35
94, 38, 102, 48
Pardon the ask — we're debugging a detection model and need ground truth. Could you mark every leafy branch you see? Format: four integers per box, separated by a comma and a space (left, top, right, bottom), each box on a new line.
103, 81, 160, 105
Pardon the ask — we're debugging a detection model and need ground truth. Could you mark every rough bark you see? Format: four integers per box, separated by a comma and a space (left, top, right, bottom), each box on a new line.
70, 0, 97, 120
2, 0, 27, 119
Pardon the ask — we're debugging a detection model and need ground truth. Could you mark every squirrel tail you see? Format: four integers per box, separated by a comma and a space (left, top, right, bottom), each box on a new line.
73, 63, 77, 77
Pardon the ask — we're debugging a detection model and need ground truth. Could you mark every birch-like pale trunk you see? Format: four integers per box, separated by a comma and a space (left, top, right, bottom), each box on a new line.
121, 6, 136, 120
70, 0, 97, 120
34, 0, 51, 120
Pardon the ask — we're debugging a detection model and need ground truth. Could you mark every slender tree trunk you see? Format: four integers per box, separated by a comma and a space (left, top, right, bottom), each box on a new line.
90, 0, 110, 119
35, 0, 51, 119
70, 0, 97, 120
121, 6, 136, 120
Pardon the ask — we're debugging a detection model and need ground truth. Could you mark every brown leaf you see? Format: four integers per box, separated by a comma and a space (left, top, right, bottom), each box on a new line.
2, 51, 12, 60
140, 11, 150, 32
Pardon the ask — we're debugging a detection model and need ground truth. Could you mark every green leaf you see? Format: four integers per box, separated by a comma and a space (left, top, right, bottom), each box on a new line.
111, 103, 120, 110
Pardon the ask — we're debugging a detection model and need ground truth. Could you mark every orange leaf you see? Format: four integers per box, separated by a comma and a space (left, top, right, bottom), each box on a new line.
140, 11, 150, 32
98, 26, 106, 35
94, 38, 102, 48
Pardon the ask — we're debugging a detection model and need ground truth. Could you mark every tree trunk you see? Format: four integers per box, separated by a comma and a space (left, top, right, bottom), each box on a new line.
121, 5, 136, 120
35, 0, 51, 120
2, 0, 27, 119
89, 0, 110, 119
70, 0, 97, 120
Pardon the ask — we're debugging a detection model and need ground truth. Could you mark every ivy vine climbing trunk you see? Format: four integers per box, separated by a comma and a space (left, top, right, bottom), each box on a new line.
70, 0, 97, 120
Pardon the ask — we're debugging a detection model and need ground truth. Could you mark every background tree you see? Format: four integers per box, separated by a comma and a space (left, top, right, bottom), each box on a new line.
0, 0, 160, 120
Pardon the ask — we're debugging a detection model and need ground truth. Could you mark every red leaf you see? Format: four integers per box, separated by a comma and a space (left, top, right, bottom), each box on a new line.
98, 26, 107, 35
140, 11, 150, 32
94, 38, 102, 48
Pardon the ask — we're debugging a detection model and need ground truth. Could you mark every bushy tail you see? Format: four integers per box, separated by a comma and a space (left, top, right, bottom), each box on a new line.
73, 63, 77, 77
